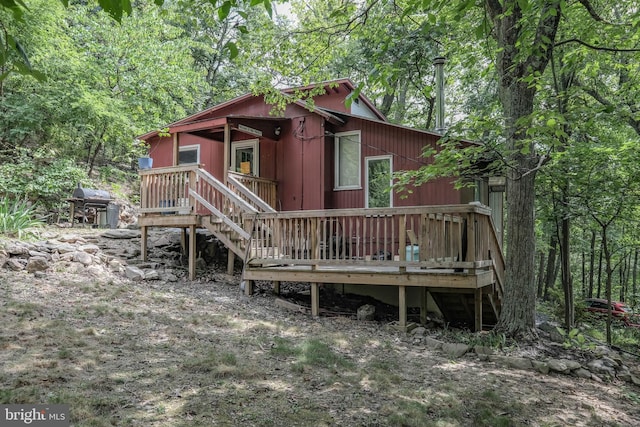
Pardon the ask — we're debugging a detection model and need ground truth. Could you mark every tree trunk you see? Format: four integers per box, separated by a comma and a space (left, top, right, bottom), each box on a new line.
633, 249, 638, 307
596, 240, 604, 298
588, 230, 596, 298
486, 0, 562, 337
601, 226, 613, 345
560, 216, 573, 328
543, 235, 558, 301
536, 250, 546, 298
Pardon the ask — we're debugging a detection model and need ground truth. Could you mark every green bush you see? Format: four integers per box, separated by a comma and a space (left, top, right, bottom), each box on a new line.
0, 150, 87, 211
0, 198, 44, 238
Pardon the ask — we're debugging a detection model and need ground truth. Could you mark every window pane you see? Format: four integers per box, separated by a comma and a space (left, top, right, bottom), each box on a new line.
338, 134, 359, 187
235, 147, 254, 174
368, 158, 391, 208
179, 148, 198, 164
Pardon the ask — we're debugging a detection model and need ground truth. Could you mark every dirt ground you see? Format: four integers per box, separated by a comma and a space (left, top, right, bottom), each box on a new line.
1, 229, 640, 426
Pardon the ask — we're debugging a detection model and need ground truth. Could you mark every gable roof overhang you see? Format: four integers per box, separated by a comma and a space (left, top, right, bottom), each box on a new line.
284, 78, 387, 122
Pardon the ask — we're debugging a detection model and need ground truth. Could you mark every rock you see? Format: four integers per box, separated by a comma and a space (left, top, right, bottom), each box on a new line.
574, 368, 592, 379
489, 355, 533, 370
532, 360, 550, 374
5, 258, 26, 271
102, 229, 140, 239
27, 256, 50, 273
474, 345, 494, 356
442, 343, 469, 358
5, 243, 28, 256
73, 251, 93, 266
631, 375, 640, 386
165, 273, 179, 282
586, 359, 616, 378
144, 270, 160, 280
79, 244, 100, 254
505, 357, 533, 370
124, 266, 145, 281
410, 327, 427, 336
357, 304, 376, 321
55, 243, 77, 254
28, 250, 51, 260
424, 337, 444, 350
58, 234, 86, 244
548, 358, 581, 374
600, 356, 619, 368
0, 250, 7, 268
86, 265, 105, 277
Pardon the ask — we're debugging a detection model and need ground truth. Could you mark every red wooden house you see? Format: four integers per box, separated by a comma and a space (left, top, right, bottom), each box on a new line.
137, 79, 505, 331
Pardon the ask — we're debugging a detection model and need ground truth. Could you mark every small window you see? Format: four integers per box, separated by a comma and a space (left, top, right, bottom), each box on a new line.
334, 131, 361, 190
179, 145, 200, 164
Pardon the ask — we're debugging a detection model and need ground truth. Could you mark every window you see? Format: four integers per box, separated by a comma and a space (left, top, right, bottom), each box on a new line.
231, 139, 259, 175
334, 131, 361, 190
179, 145, 200, 164
366, 156, 392, 208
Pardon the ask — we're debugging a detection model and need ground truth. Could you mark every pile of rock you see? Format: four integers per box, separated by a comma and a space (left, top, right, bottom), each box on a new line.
0, 228, 233, 282
410, 326, 640, 386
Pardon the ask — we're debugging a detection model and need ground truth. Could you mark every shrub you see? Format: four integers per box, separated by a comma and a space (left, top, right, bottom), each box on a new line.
0, 198, 44, 238
0, 149, 87, 211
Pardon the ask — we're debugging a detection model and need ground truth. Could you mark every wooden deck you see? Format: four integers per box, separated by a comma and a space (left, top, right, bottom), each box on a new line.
138, 165, 505, 331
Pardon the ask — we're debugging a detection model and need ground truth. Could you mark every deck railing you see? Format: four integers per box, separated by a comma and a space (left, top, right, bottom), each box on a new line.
228, 171, 278, 211
140, 166, 505, 288
246, 205, 499, 272
139, 165, 195, 215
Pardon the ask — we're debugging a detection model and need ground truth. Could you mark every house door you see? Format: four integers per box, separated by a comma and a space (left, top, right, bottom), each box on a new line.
365, 156, 393, 208
231, 139, 259, 175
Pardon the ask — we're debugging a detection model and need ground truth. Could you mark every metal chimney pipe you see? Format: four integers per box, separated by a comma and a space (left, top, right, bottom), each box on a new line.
433, 57, 446, 133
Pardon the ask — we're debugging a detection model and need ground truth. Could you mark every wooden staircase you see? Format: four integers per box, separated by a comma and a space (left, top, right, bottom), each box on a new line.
193, 168, 277, 261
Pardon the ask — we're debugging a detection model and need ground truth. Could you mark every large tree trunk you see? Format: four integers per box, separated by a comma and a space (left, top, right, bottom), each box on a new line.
487, 0, 561, 337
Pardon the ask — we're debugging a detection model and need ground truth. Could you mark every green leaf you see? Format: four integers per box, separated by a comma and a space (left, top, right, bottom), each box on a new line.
218, 1, 231, 20
225, 41, 239, 59
546, 118, 556, 127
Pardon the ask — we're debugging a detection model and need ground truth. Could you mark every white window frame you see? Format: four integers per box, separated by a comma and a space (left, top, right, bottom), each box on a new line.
334, 130, 361, 190
365, 155, 393, 208
179, 144, 200, 165
231, 139, 259, 175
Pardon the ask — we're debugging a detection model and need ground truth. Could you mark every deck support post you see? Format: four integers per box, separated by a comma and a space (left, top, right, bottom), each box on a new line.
311, 283, 319, 317
244, 279, 254, 296
141, 226, 148, 261
420, 288, 428, 324
399, 285, 407, 328
188, 225, 196, 280
474, 288, 482, 332
273, 280, 280, 295
227, 250, 235, 275
180, 228, 187, 254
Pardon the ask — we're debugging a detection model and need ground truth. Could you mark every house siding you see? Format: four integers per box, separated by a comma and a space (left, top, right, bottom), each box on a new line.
324, 119, 461, 209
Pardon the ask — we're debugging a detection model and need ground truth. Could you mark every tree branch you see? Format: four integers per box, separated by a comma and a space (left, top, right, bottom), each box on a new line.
577, 0, 617, 25
555, 38, 640, 52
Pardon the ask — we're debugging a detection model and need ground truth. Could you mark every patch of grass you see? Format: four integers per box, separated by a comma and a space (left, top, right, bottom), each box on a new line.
182, 350, 248, 379
270, 336, 300, 358
57, 348, 72, 360
386, 398, 434, 427
292, 338, 354, 372
471, 389, 521, 426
